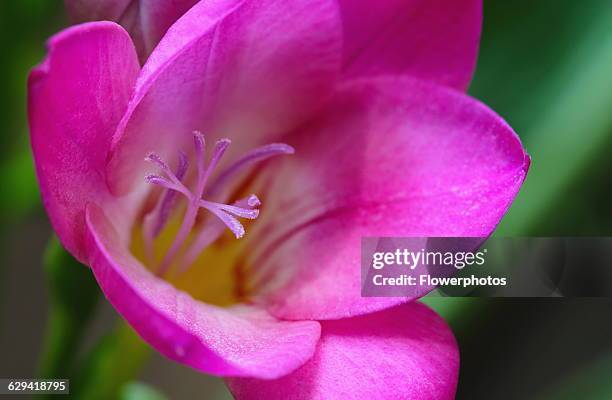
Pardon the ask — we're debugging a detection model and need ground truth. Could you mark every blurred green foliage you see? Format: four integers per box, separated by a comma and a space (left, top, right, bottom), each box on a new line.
0, 1, 64, 222
119, 382, 169, 400
38, 236, 151, 398
537, 355, 612, 400
71, 324, 150, 400
473, 0, 612, 235
38, 237, 100, 380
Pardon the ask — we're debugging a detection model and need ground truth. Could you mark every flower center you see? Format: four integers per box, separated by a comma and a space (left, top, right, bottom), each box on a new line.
139, 131, 293, 284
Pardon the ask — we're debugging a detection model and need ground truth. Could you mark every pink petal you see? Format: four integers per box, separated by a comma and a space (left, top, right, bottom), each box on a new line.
227, 302, 459, 400
247, 77, 530, 320
338, 0, 482, 90
84, 204, 321, 378
106, 0, 343, 195
27, 22, 140, 261
65, 0, 199, 61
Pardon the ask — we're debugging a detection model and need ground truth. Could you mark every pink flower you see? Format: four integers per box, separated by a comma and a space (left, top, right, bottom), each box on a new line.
65, 0, 199, 61
28, 1, 529, 398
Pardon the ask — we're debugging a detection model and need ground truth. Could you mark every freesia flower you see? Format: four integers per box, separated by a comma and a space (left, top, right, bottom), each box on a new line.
29, 0, 529, 398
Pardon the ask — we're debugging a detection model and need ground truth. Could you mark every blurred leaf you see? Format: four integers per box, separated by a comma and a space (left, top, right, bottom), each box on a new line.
420, 297, 491, 337
421, 297, 475, 323
119, 382, 168, 400
72, 323, 151, 400
0, 149, 40, 222
0, 0, 64, 155
470, 1, 612, 234
39, 242, 151, 400
38, 236, 100, 380
0, 1, 64, 224
535, 354, 612, 400
43, 237, 99, 323
470, 2, 603, 134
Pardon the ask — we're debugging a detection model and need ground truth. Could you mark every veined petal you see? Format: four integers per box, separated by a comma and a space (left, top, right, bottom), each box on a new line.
27, 22, 140, 261
246, 76, 530, 320
338, 0, 482, 90
84, 204, 321, 378
65, 0, 199, 61
106, 0, 343, 195
227, 302, 459, 400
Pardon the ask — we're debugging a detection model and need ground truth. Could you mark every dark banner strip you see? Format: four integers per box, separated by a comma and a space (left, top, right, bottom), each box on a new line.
361, 237, 612, 297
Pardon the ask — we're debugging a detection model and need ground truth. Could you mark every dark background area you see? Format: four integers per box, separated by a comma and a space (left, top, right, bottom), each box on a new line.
1, 1, 612, 399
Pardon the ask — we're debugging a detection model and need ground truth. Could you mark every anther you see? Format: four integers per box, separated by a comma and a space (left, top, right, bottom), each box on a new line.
143, 131, 292, 276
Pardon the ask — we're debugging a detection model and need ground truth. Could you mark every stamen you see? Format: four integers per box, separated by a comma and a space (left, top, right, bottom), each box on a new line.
144, 174, 192, 198
200, 200, 260, 219
142, 152, 188, 263
152, 152, 188, 236
143, 131, 293, 276
157, 132, 218, 276
145, 153, 188, 189
246, 194, 262, 208
178, 221, 225, 273
206, 143, 294, 196
201, 204, 246, 239
178, 195, 261, 272
144, 149, 193, 198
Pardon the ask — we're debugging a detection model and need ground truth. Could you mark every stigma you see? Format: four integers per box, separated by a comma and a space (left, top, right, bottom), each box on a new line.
143, 131, 293, 276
